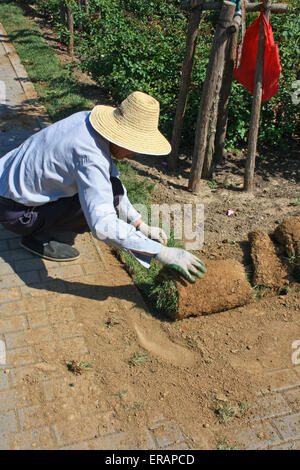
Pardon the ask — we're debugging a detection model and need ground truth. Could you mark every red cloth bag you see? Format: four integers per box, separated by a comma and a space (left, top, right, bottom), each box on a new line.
233, 9, 281, 102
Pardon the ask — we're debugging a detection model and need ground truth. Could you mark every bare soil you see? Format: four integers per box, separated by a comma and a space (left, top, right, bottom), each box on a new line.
11, 6, 300, 449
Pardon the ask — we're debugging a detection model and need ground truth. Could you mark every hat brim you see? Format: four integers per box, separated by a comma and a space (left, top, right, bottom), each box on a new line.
89, 105, 171, 156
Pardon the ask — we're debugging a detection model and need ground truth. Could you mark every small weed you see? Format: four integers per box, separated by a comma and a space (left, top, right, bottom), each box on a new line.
216, 440, 238, 450
79, 361, 93, 370
129, 351, 149, 366
214, 399, 250, 423
115, 389, 128, 399
222, 180, 233, 189
122, 401, 145, 411
285, 252, 297, 266
66, 360, 92, 375
291, 198, 300, 206
252, 284, 271, 299
105, 315, 122, 328
206, 180, 218, 189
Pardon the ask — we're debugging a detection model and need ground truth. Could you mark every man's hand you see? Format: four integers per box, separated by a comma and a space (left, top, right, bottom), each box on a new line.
157, 246, 206, 283
137, 221, 168, 245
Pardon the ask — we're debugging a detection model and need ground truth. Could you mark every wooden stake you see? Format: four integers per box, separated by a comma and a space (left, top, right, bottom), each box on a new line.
201, 68, 223, 178
84, 0, 89, 14
77, 0, 82, 31
244, 0, 272, 191
214, 13, 241, 164
67, 5, 74, 56
169, 7, 203, 170
59, 0, 66, 27
188, 1, 236, 193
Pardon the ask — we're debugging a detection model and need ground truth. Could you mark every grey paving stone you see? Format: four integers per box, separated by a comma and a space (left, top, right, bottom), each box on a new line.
272, 412, 300, 441
0, 315, 27, 333
60, 441, 89, 450
0, 231, 19, 241
7, 426, 55, 450
8, 324, 56, 349
0, 241, 8, 251
283, 387, 300, 412
52, 416, 100, 447
0, 388, 17, 412
265, 368, 300, 392
0, 297, 46, 317
0, 434, 10, 450
17, 405, 44, 431
6, 346, 36, 368
230, 421, 281, 450
161, 441, 191, 450
88, 432, 138, 450
14, 258, 47, 273
152, 421, 186, 448
0, 410, 18, 434
9, 364, 62, 387
0, 371, 9, 391
269, 440, 300, 450
0, 272, 40, 289
252, 393, 292, 420
0, 262, 15, 276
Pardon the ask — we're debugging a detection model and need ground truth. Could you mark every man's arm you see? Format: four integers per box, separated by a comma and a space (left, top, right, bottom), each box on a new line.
74, 154, 162, 268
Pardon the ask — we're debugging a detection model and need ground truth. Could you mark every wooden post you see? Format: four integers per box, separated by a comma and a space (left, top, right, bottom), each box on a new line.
244, 0, 272, 191
77, 0, 82, 31
84, 0, 89, 14
67, 5, 74, 56
201, 67, 223, 178
59, 0, 67, 27
169, 6, 203, 170
188, 1, 236, 193
214, 13, 241, 164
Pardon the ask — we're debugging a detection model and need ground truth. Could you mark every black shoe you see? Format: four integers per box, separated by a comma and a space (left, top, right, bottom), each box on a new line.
20, 236, 80, 262
45, 231, 77, 246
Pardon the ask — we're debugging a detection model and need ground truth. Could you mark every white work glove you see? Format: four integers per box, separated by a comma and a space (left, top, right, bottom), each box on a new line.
137, 222, 168, 245
157, 246, 206, 283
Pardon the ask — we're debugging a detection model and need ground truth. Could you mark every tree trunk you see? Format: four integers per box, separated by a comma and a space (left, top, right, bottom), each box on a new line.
169, 7, 202, 170
214, 14, 241, 164
244, 1, 272, 191
67, 6, 74, 56
59, 0, 66, 26
188, 1, 236, 193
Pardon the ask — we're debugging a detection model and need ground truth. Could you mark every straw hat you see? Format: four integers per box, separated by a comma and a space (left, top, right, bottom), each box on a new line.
89, 91, 171, 155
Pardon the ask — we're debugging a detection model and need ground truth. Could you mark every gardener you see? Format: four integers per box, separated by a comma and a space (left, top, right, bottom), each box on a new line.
0, 91, 206, 283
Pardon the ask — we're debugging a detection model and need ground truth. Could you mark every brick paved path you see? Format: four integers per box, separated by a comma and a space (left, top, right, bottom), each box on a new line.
0, 23, 300, 450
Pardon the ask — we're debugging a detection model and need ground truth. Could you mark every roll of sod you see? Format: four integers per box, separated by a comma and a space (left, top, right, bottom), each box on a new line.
153, 259, 253, 320
248, 230, 290, 289
274, 216, 300, 269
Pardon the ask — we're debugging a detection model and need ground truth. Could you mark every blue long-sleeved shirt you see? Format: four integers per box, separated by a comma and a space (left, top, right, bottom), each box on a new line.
0, 111, 162, 267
